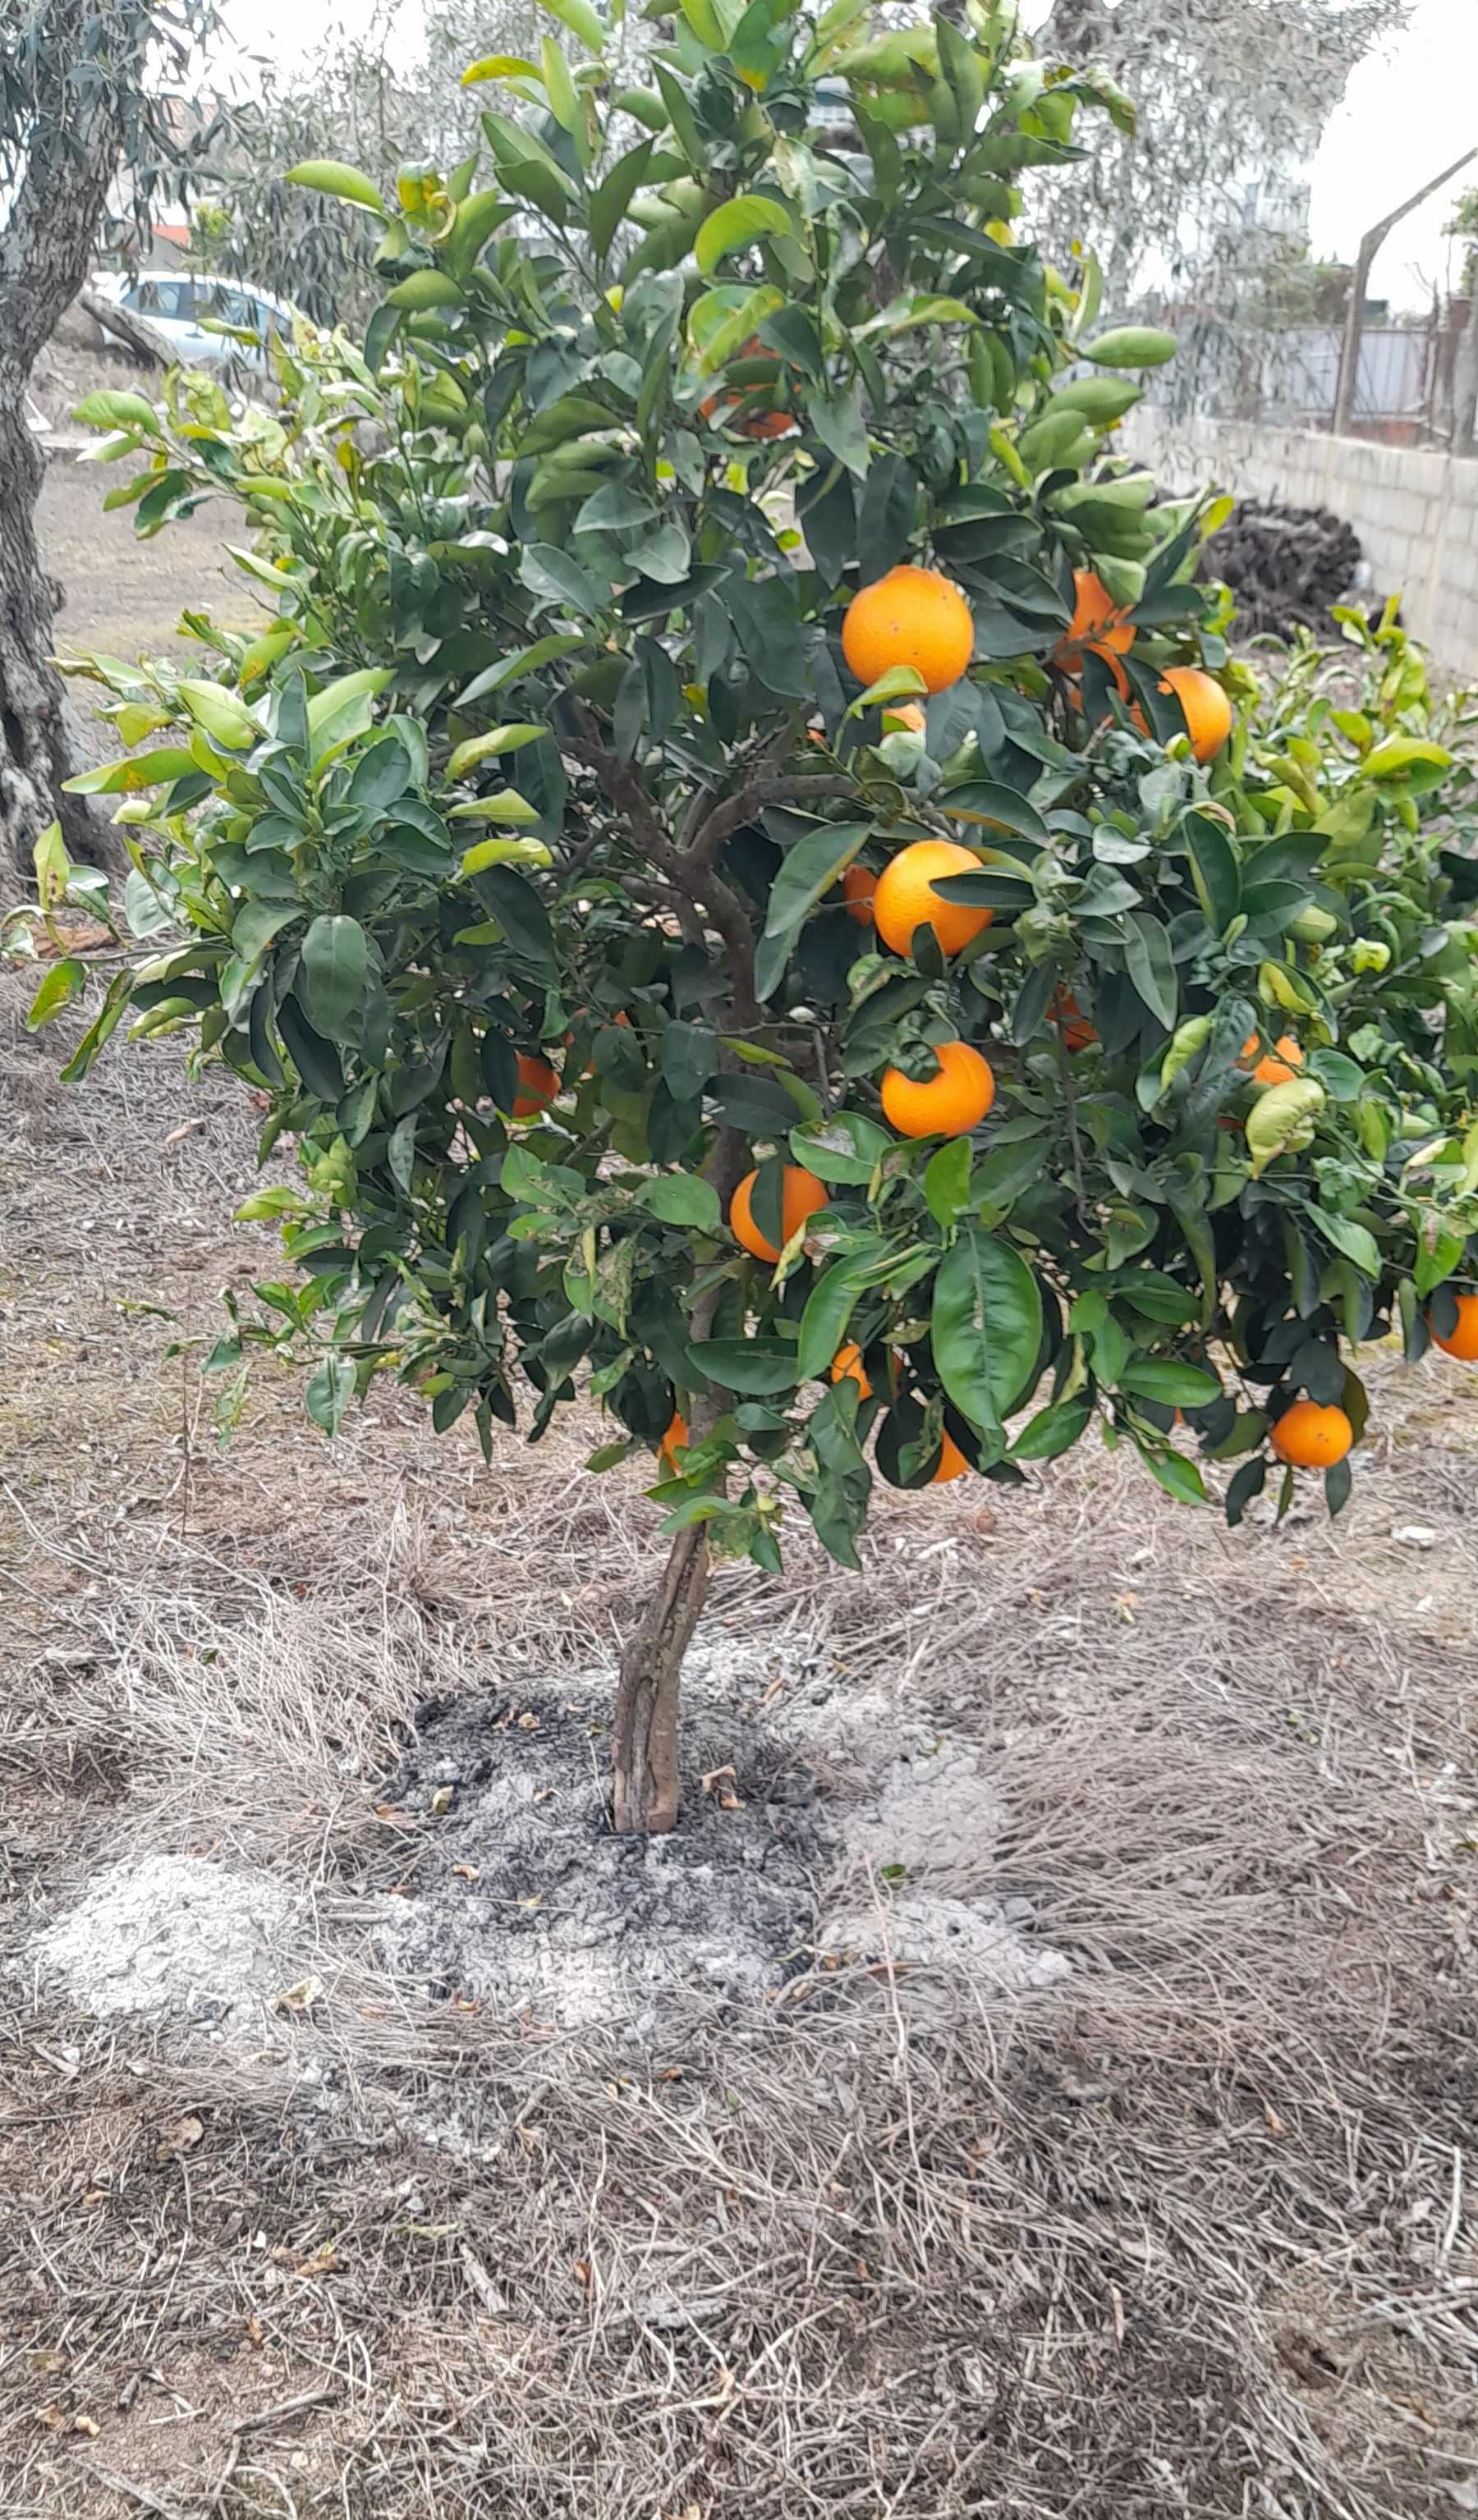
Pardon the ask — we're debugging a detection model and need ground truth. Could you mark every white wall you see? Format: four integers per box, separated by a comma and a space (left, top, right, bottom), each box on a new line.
1127, 412, 1478, 680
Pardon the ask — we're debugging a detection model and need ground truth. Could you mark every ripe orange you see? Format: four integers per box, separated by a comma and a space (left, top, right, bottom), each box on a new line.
1241, 1030, 1303, 1089
1053, 569, 1134, 674
841, 864, 879, 926
831, 1342, 872, 1399
880, 1040, 996, 1139
1430, 1292, 1478, 1359
930, 1430, 970, 1483
730, 1165, 829, 1264
1050, 987, 1097, 1052
1270, 1400, 1353, 1469
1159, 665, 1232, 764
512, 1052, 559, 1119
882, 699, 927, 732
659, 1412, 689, 1473
737, 407, 795, 439
841, 566, 974, 695
874, 840, 992, 958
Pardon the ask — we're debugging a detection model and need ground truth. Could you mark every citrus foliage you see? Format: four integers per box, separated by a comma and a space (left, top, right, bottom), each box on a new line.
38, 0, 1478, 1568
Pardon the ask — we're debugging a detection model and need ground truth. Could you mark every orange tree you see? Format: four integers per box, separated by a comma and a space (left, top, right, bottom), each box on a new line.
30, 2, 1478, 1830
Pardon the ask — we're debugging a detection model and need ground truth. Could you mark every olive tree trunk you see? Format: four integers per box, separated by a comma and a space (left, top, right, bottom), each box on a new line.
0, 0, 157, 882
0, 390, 101, 877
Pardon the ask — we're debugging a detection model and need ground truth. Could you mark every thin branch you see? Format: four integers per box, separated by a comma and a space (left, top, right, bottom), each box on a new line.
1053, 1013, 1090, 1225
686, 772, 861, 872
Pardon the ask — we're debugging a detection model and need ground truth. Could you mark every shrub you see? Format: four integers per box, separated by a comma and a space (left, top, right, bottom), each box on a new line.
27, 2, 1478, 1829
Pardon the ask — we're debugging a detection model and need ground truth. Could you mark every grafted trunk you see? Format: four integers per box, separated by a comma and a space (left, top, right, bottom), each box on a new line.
0, 384, 100, 877
611, 1525, 711, 1835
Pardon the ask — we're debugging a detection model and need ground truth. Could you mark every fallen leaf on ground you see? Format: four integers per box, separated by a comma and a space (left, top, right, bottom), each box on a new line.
155, 2113, 204, 2160
272, 1977, 323, 2015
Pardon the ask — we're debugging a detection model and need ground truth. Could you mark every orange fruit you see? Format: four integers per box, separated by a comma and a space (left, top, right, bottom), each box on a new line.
730, 1165, 829, 1264
1269, 1400, 1353, 1469
511, 1053, 559, 1119
874, 839, 992, 958
1430, 1292, 1478, 1359
831, 1342, 872, 1400
737, 407, 795, 439
659, 1412, 689, 1473
841, 566, 974, 695
930, 1429, 970, 1483
1053, 569, 1134, 673
880, 1040, 996, 1139
1241, 1031, 1303, 1089
1050, 987, 1097, 1052
882, 700, 927, 733
841, 864, 878, 926
1159, 665, 1232, 764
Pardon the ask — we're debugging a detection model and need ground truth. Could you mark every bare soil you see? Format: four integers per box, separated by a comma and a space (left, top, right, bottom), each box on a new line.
2, 495, 1478, 2518
37, 454, 241, 690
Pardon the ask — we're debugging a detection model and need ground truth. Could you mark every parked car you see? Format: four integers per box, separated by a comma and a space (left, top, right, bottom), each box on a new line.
88, 271, 300, 369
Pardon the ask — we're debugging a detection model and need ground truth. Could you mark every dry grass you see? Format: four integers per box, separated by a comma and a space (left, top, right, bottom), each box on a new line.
3, 967, 1478, 2518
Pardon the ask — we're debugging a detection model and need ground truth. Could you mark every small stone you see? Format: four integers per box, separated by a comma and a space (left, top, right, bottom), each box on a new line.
1393, 1525, 1438, 1549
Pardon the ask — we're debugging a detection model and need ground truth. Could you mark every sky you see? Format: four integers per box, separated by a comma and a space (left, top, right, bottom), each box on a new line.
1307, 0, 1478, 311
219, 0, 1478, 314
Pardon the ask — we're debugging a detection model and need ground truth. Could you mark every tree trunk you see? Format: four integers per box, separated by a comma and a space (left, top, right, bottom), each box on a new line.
0, 381, 102, 877
77, 283, 172, 367
611, 1524, 712, 1835
0, 0, 159, 882
609, 1120, 748, 1834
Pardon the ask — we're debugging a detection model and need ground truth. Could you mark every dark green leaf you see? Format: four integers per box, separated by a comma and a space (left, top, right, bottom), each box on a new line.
300, 914, 368, 1042
1120, 1359, 1221, 1406
687, 1337, 799, 1394
1122, 911, 1177, 1029
639, 1175, 723, 1230
930, 1229, 1043, 1434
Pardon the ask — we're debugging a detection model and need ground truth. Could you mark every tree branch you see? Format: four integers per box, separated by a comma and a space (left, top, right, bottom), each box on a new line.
686, 772, 861, 872
0, 0, 154, 381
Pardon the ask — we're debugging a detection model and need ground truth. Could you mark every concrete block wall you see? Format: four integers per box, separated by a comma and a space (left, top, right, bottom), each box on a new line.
1126, 412, 1478, 680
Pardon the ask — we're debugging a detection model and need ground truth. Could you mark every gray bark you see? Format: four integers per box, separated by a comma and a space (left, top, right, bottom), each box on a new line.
1, 0, 154, 877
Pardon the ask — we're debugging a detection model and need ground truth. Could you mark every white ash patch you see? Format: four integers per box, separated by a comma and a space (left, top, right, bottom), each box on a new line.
30, 1853, 303, 2033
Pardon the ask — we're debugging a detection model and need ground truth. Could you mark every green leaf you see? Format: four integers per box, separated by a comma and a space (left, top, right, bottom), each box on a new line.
760, 820, 870, 960
934, 783, 1049, 841
1122, 910, 1177, 1029
1361, 737, 1453, 780
177, 679, 259, 752
74, 388, 158, 433
287, 158, 386, 212
638, 1175, 723, 1231
1141, 1445, 1206, 1504
27, 956, 85, 1029
1011, 1396, 1093, 1460
535, 0, 606, 54
64, 748, 199, 795
520, 543, 610, 619
1183, 812, 1240, 934
796, 1240, 888, 1382
589, 139, 654, 259
790, 1111, 892, 1184
300, 915, 368, 1042
687, 1338, 800, 1395
1307, 1209, 1381, 1277
541, 32, 580, 130
1224, 1455, 1266, 1526
306, 668, 393, 764
1120, 1359, 1220, 1406
695, 195, 794, 273
457, 636, 584, 710
305, 1354, 357, 1435
923, 1136, 971, 1227
930, 1230, 1043, 1435
808, 386, 870, 479
59, 971, 134, 1081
